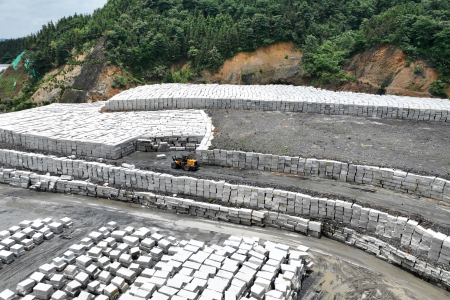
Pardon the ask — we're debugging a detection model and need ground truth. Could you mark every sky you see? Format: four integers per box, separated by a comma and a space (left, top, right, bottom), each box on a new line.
0, 0, 108, 39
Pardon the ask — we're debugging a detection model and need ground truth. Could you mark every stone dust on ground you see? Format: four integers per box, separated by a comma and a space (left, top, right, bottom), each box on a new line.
300, 254, 420, 300
0, 190, 444, 300
207, 109, 450, 179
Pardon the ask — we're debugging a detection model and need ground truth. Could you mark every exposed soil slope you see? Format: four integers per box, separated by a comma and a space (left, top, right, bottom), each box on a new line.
28, 42, 447, 104
341, 43, 440, 97
204, 41, 307, 85
31, 54, 85, 104
88, 65, 129, 102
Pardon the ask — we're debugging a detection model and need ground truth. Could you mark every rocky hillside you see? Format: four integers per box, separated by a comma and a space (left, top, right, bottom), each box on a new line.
204, 42, 446, 98
1, 41, 448, 108
12, 41, 448, 105
1, 0, 450, 111
340, 44, 447, 98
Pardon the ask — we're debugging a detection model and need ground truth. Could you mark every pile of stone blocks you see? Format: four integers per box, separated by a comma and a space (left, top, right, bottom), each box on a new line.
0, 217, 71, 266
0, 104, 212, 159
136, 137, 201, 152
105, 83, 450, 122
323, 223, 450, 289
1, 223, 311, 300
195, 149, 450, 203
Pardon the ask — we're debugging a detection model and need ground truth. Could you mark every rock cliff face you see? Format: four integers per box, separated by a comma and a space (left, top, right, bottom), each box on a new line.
59, 36, 108, 103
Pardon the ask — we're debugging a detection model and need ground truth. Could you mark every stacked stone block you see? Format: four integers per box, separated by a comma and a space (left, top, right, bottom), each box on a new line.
323, 224, 450, 289
0, 104, 212, 159
105, 84, 450, 122
0, 217, 71, 268
1, 224, 310, 300
196, 149, 450, 202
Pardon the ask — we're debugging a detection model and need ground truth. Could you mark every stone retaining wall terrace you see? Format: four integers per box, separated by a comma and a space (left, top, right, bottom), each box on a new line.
105, 84, 450, 122
0, 168, 322, 238
1, 149, 450, 268
1, 167, 449, 290
0, 102, 213, 159
195, 149, 450, 203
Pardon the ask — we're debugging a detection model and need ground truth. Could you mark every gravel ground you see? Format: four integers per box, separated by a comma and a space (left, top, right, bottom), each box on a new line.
0, 187, 443, 300
207, 109, 450, 179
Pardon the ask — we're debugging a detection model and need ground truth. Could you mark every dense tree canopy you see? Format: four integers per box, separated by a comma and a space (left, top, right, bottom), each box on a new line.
0, 39, 23, 64
0, 0, 449, 82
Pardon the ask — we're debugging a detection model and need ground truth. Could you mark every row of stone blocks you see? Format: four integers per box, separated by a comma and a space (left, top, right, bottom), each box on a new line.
195, 149, 450, 203
1, 163, 450, 268
0, 146, 449, 264
2, 168, 450, 291
322, 223, 450, 289
0, 222, 310, 300
0, 217, 73, 268
0, 129, 135, 160
104, 84, 450, 122
0, 168, 323, 240
136, 136, 201, 153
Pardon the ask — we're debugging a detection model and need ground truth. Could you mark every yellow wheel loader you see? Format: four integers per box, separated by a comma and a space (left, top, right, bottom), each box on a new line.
171, 155, 199, 171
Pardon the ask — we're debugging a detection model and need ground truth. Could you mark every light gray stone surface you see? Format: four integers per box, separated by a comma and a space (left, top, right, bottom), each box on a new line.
106, 84, 450, 122
0, 103, 213, 159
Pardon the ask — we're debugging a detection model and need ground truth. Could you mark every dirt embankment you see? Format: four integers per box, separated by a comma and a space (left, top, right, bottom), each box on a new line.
204, 42, 308, 85
341, 43, 440, 98
28, 41, 447, 104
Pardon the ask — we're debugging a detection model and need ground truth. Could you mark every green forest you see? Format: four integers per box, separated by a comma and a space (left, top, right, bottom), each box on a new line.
1, 0, 450, 95
0, 39, 23, 64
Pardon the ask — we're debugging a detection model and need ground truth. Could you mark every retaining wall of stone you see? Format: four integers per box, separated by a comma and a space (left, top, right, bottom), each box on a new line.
1, 167, 450, 290
105, 84, 450, 122
0, 148, 450, 268
0, 168, 322, 238
196, 149, 450, 203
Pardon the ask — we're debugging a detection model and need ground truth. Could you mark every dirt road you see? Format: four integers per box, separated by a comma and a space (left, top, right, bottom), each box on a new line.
207, 110, 450, 180
0, 184, 449, 299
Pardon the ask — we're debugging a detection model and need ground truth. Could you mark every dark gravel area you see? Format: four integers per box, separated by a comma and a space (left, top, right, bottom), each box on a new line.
207, 109, 450, 180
